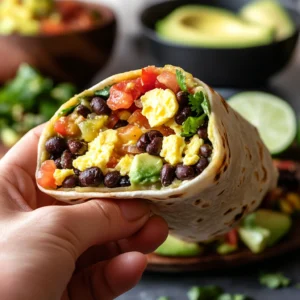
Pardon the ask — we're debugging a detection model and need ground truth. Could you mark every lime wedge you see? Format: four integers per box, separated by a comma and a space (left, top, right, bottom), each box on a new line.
228, 91, 297, 155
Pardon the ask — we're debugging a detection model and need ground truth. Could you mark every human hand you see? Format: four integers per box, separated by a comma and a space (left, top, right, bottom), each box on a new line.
0, 125, 168, 300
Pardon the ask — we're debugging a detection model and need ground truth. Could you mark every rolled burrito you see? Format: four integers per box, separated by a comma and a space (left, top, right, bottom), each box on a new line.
36, 65, 278, 242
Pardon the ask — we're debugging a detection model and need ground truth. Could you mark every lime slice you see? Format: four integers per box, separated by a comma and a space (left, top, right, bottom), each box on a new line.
228, 91, 297, 155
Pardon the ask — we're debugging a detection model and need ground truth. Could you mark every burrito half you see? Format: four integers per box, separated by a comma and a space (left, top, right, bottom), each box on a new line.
36, 65, 278, 242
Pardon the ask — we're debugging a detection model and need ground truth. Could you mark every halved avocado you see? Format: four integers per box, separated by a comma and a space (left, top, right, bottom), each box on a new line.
154, 234, 203, 257
240, 0, 296, 40
156, 5, 275, 48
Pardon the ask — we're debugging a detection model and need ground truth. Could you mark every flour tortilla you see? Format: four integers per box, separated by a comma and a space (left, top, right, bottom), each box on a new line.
36, 68, 278, 242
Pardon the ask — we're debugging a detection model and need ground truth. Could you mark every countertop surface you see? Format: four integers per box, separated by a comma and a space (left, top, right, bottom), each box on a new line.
93, 14, 300, 300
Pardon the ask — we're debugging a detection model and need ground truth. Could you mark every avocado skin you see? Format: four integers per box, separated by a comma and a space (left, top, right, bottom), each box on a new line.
156, 5, 275, 48
239, 209, 292, 253
155, 235, 203, 257
240, 0, 295, 41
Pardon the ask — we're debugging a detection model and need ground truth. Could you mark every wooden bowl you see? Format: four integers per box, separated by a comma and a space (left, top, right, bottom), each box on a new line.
0, 1, 117, 88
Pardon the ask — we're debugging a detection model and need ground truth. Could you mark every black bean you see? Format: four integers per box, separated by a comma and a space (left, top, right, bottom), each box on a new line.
54, 158, 62, 169
113, 119, 128, 129
195, 157, 209, 174
104, 171, 121, 188
45, 137, 67, 155
79, 167, 103, 187
76, 104, 91, 118
175, 106, 192, 125
161, 164, 176, 187
90, 96, 111, 115
60, 150, 73, 169
147, 130, 163, 141
200, 144, 212, 158
68, 139, 87, 155
62, 175, 79, 188
136, 133, 150, 152
197, 127, 208, 140
146, 137, 163, 156
176, 91, 189, 107
175, 164, 196, 180
73, 168, 81, 176
119, 175, 131, 187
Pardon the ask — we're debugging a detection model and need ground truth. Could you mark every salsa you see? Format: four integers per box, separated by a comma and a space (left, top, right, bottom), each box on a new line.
37, 65, 213, 190
0, 0, 103, 35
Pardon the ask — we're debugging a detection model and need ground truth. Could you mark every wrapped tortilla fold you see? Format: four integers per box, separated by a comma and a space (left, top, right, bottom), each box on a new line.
36, 65, 278, 242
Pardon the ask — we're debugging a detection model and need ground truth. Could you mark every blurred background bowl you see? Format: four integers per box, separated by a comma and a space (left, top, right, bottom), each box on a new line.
141, 0, 300, 88
0, 1, 117, 88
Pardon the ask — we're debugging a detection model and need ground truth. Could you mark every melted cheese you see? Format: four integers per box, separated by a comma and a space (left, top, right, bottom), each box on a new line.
73, 129, 118, 172
160, 134, 185, 165
141, 88, 178, 127
183, 135, 204, 165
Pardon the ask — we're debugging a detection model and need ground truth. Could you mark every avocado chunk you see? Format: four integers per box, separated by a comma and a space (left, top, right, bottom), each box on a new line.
238, 227, 270, 253
240, 0, 295, 40
156, 5, 275, 48
239, 209, 292, 253
216, 243, 238, 255
129, 153, 163, 184
155, 234, 203, 257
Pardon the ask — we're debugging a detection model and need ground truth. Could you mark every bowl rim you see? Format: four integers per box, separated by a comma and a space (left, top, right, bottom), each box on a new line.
140, 0, 300, 51
0, 0, 117, 39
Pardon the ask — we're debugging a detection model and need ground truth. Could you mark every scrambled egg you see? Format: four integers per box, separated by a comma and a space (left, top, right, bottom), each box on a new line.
141, 88, 178, 127
115, 154, 134, 176
53, 169, 74, 186
183, 135, 204, 165
160, 134, 185, 165
78, 115, 108, 142
73, 129, 118, 172
165, 119, 182, 136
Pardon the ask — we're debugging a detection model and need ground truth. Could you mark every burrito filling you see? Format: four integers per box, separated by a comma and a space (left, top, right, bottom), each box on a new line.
37, 65, 213, 190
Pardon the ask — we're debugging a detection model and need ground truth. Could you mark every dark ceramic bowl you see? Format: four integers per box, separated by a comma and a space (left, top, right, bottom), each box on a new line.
0, 1, 117, 88
141, 0, 300, 88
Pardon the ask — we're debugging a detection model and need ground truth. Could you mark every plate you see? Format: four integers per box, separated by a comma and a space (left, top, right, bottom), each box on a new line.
146, 159, 300, 273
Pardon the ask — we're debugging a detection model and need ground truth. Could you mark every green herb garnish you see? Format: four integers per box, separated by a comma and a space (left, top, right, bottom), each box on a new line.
218, 294, 249, 300
176, 69, 187, 92
259, 272, 291, 289
201, 95, 211, 115
242, 212, 257, 229
181, 114, 206, 137
187, 285, 223, 300
188, 91, 205, 116
58, 104, 78, 116
94, 85, 111, 99
157, 297, 169, 300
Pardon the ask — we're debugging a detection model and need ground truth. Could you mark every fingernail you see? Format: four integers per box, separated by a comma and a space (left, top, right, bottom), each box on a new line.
119, 200, 150, 222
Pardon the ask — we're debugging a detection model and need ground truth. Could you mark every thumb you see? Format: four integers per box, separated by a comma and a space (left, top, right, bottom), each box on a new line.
35, 199, 151, 258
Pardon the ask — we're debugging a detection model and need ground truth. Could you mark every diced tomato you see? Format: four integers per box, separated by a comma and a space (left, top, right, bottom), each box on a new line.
157, 71, 180, 93
225, 229, 238, 246
127, 109, 150, 129
41, 20, 67, 35
37, 160, 57, 189
154, 125, 175, 136
54, 116, 79, 136
107, 112, 120, 129
154, 79, 167, 90
117, 125, 143, 145
141, 66, 160, 92
106, 153, 120, 168
107, 80, 142, 111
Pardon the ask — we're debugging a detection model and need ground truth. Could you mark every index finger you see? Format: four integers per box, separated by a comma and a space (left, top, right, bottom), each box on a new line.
1, 124, 45, 178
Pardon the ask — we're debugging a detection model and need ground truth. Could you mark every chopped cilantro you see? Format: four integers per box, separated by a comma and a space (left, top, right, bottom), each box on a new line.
181, 114, 206, 137
176, 69, 187, 92
201, 95, 211, 115
259, 272, 291, 289
58, 104, 78, 116
157, 297, 169, 300
242, 212, 257, 229
188, 91, 205, 116
218, 294, 249, 300
94, 85, 111, 99
187, 285, 223, 300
